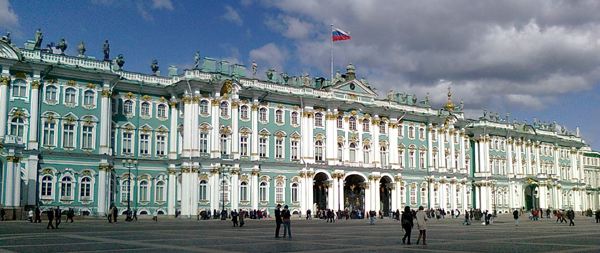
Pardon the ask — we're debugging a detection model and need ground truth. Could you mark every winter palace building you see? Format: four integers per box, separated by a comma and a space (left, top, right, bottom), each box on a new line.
0, 35, 599, 219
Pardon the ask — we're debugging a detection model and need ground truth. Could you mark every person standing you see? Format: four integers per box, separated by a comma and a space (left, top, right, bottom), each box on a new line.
112, 206, 118, 224
152, 209, 158, 222
34, 207, 42, 223
232, 209, 239, 227
66, 208, 74, 223
415, 206, 428, 245
0, 207, 5, 221
595, 209, 600, 223
463, 211, 471, 225
275, 204, 282, 238
370, 210, 376, 225
568, 209, 575, 226
513, 209, 519, 226
239, 210, 245, 227
282, 205, 292, 238
54, 206, 62, 228
28, 209, 34, 222
47, 208, 55, 229
133, 209, 137, 221
401, 206, 413, 245
108, 206, 114, 223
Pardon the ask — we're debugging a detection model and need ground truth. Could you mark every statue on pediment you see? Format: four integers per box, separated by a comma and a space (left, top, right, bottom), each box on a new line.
114, 54, 125, 70
77, 41, 86, 57
412, 94, 417, 105
301, 73, 311, 87
57, 37, 68, 55
281, 72, 289, 84
1, 31, 11, 44
252, 60, 257, 78
387, 89, 394, 101
459, 99, 464, 110
194, 51, 200, 69
401, 93, 408, 103
103, 40, 110, 61
151, 60, 159, 75
34, 29, 43, 50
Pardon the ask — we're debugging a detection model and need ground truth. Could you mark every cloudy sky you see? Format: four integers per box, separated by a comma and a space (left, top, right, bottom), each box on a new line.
2, 0, 599, 150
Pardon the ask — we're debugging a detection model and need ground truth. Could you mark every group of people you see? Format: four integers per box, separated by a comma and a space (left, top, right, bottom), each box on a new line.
400, 206, 428, 245
274, 204, 292, 238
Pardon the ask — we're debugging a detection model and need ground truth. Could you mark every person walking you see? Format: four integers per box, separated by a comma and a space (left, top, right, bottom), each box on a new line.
595, 209, 600, 223
54, 206, 62, 228
282, 205, 292, 238
275, 204, 282, 238
415, 206, 427, 245
401, 206, 414, 245
568, 209, 575, 226
463, 211, 471, 225
65, 208, 74, 223
152, 209, 158, 222
28, 209, 34, 222
112, 206, 118, 224
46, 208, 55, 229
513, 209, 519, 226
34, 207, 42, 223
232, 209, 239, 227
133, 209, 137, 221
370, 210, 376, 225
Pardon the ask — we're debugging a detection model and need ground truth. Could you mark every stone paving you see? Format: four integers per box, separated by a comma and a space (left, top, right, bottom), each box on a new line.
1, 213, 599, 253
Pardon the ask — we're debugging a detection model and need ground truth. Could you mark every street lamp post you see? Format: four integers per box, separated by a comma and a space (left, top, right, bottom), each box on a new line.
122, 159, 137, 221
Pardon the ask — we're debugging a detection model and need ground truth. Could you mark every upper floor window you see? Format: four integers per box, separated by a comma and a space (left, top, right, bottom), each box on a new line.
10, 117, 25, 138
240, 105, 249, 120
140, 102, 151, 117
41, 175, 53, 198
315, 113, 323, 127
65, 88, 77, 104
315, 140, 324, 161
291, 112, 299, 125
363, 119, 370, 132
259, 108, 268, 122
349, 117, 357, 131
43, 121, 57, 147
80, 177, 91, 198
82, 125, 94, 150
200, 100, 209, 115
60, 177, 73, 199
123, 100, 133, 115
157, 104, 167, 118
83, 90, 95, 106
220, 101, 229, 117
379, 121, 386, 134
337, 116, 343, 128
275, 110, 284, 124
12, 80, 27, 97
45, 85, 57, 102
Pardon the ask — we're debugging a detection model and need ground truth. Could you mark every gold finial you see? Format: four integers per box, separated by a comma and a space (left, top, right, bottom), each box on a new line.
444, 86, 455, 112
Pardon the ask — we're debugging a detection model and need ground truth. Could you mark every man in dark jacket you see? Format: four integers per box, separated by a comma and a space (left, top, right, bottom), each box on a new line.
47, 208, 55, 229
275, 204, 282, 238
513, 209, 519, 226
54, 206, 62, 228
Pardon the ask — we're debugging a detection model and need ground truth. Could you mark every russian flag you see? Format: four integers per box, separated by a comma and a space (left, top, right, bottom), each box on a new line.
332, 27, 351, 41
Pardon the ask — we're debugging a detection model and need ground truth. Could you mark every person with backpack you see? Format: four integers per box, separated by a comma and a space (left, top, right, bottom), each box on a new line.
401, 206, 414, 245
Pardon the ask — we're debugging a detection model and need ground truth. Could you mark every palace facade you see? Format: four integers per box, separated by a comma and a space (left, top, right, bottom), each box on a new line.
0, 36, 599, 219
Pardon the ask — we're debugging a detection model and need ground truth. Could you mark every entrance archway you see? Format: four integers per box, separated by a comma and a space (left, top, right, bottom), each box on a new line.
344, 175, 365, 212
380, 176, 392, 215
313, 172, 329, 211
524, 184, 539, 211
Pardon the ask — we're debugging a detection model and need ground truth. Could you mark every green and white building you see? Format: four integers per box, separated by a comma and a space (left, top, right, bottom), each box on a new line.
0, 35, 598, 219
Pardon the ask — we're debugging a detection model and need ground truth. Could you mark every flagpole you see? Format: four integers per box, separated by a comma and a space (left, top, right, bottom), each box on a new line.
331, 24, 334, 83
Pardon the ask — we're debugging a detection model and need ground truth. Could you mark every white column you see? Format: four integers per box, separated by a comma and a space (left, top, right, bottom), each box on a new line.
570, 150, 576, 180
210, 99, 219, 158
97, 166, 108, 215
0, 64, 12, 139
326, 110, 336, 165
429, 181, 435, 208
251, 103, 259, 160
539, 184, 547, 209
474, 140, 480, 173
534, 143, 541, 175
190, 170, 199, 216
459, 132, 466, 173
327, 183, 334, 210
211, 168, 220, 212
332, 176, 338, 210
449, 129, 456, 172
440, 183, 447, 209
515, 143, 522, 176
231, 103, 239, 159
12, 157, 21, 207
168, 100, 179, 159
374, 177, 380, 212
364, 185, 372, 212
28, 79, 41, 150
475, 185, 480, 209
251, 169, 259, 210
180, 167, 192, 216
4, 157, 14, 206
167, 168, 176, 215
300, 173, 307, 214
307, 171, 314, 212
507, 139, 513, 176
389, 119, 398, 169
99, 81, 111, 155
438, 129, 445, 170
338, 175, 344, 211
483, 138, 489, 173
372, 116, 380, 168
427, 126, 434, 172
231, 169, 239, 211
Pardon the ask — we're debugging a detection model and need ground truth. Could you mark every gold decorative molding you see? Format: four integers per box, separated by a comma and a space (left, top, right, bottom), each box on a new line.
31, 80, 41, 89
125, 92, 135, 99
67, 80, 77, 86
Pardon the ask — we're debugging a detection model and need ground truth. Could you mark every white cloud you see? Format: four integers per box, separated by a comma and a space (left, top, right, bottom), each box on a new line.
249, 43, 288, 76
265, 15, 313, 39
151, 0, 174, 10
223, 5, 243, 26
137, 1, 153, 21
0, 0, 18, 30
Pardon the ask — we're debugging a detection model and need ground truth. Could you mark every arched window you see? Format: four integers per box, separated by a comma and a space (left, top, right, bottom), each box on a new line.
275, 138, 283, 159
156, 181, 165, 202
259, 108, 268, 122
291, 183, 298, 202
80, 177, 91, 199
349, 143, 356, 162
409, 126, 414, 139
409, 151, 415, 168
84, 90, 95, 106
141, 102, 151, 116
419, 128, 424, 139
220, 179, 229, 203
240, 181, 248, 201
45, 85, 57, 102
121, 180, 130, 202
349, 117, 357, 131
41, 175, 53, 198
363, 145, 370, 164
220, 134, 229, 155
199, 132, 208, 154
10, 117, 24, 138
410, 186, 416, 205
200, 100, 209, 115
240, 135, 248, 157
220, 101, 229, 117
240, 105, 249, 120
139, 181, 149, 201
363, 119, 370, 132
259, 182, 268, 202
61, 177, 73, 199
380, 146, 388, 166
275, 110, 283, 124
314, 113, 323, 127
65, 87, 77, 104
291, 111, 298, 125
199, 180, 208, 201
157, 104, 167, 118
337, 116, 343, 128
420, 151, 426, 169
398, 149, 404, 168
275, 182, 284, 202
123, 100, 133, 115
315, 140, 324, 161
12, 80, 27, 97
422, 187, 429, 207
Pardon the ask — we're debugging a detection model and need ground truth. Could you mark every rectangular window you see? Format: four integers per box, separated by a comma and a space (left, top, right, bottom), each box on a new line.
240, 136, 248, 157
122, 132, 133, 154
140, 133, 150, 155
259, 138, 267, 158
63, 123, 75, 148
199, 133, 208, 154
291, 140, 298, 161
156, 135, 166, 156
276, 185, 284, 202
43, 121, 56, 147
82, 125, 94, 149
275, 139, 283, 159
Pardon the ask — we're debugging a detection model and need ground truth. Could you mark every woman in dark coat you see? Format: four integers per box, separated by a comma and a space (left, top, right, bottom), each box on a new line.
401, 206, 414, 245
